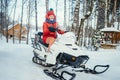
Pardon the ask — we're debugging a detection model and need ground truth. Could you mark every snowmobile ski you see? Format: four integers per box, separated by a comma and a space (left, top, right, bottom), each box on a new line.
72, 64, 110, 74
32, 56, 54, 67
44, 69, 76, 80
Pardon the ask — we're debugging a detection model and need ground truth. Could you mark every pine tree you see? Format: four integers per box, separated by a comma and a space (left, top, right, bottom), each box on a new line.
92, 29, 101, 51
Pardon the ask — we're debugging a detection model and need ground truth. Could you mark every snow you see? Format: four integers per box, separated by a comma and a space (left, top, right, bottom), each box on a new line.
0, 36, 120, 80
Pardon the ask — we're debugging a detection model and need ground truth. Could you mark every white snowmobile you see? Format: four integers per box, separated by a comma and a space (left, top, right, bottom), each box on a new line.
31, 32, 109, 80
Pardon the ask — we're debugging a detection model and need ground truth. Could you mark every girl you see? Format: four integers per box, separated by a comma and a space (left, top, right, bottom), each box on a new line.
42, 8, 65, 51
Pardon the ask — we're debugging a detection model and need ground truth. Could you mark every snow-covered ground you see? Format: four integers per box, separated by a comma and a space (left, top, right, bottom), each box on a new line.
0, 36, 120, 80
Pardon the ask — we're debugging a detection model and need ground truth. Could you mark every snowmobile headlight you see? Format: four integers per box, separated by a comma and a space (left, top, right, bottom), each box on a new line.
72, 56, 76, 61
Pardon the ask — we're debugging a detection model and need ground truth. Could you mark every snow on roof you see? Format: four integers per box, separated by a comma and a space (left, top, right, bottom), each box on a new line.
8, 23, 18, 30
7, 24, 13, 30
3, 23, 18, 30
101, 27, 120, 32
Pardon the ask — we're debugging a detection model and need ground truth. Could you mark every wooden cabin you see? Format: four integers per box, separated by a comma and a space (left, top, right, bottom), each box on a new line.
3, 23, 27, 40
100, 27, 120, 49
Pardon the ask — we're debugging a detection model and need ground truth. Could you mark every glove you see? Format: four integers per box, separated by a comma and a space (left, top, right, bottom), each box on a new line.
64, 31, 69, 33
38, 32, 43, 36
48, 26, 58, 32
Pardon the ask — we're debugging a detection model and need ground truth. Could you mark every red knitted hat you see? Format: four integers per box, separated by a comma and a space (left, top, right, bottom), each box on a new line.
48, 10, 54, 16
46, 8, 56, 19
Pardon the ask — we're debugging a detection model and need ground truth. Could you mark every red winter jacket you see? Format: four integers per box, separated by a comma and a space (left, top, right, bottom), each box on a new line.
42, 22, 65, 43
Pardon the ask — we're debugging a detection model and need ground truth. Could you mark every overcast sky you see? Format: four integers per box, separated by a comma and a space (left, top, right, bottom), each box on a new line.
8, 0, 69, 28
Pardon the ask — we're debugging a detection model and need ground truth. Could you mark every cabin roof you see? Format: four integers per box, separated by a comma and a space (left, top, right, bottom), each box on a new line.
101, 27, 120, 32
8, 23, 18, 30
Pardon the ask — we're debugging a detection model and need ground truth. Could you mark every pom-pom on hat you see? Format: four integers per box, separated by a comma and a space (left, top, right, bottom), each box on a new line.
50, 8, 53, 11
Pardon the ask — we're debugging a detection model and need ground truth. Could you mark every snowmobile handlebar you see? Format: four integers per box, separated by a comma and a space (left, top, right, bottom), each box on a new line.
48, 26, 58, 32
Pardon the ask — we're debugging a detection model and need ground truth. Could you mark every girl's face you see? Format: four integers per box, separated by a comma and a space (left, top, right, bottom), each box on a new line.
49, 15, 54, 21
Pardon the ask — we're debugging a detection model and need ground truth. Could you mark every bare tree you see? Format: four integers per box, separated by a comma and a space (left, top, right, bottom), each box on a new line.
107, 0, 120, 28
83, 0, 87, 15
0, 0, 10, 40
82, 0, 87, 47
111, 0, 117, 27
55, 0, 58, 20
46, 0, 49, 13
12, 0, 17, 44
117, 7, 120, 30
19, 0, 24, 43
64, 0, 67, 28
67, 0, 75, 31
71, 0, 80, 33
70, 0, 76, 29
4, 0, 9, 43
76, 0, 94, 46
105, 0, 108, 28
68, 0, 71, 30
97, 0, 105, 29
35, 0, 38, 31
0, 0, 3, 39
26, 0, 31, 44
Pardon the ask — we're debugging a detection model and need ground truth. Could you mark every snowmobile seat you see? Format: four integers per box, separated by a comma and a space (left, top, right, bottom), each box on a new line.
56, 52, 89, 68
37, 32, 49, 47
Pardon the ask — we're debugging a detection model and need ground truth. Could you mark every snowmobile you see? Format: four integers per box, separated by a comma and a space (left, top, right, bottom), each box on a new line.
31, 32, 110, 80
